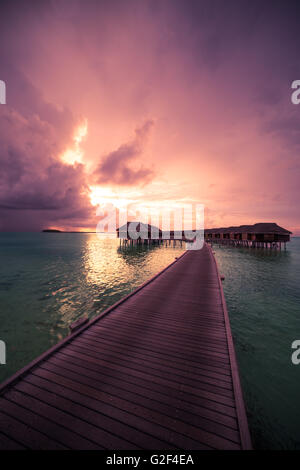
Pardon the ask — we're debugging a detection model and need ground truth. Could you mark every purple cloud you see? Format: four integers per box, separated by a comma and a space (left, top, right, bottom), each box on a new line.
93, 120, 155, 185
0, 84, 93, 231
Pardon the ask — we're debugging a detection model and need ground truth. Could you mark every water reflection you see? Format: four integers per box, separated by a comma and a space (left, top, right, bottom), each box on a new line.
117, 243, 161, 265
211, 242, 291, 262
0, 232, 186, 384
84, 235, 124, 286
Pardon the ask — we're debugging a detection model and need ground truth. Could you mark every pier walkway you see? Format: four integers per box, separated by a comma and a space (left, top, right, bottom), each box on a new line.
0, 244, 251, 450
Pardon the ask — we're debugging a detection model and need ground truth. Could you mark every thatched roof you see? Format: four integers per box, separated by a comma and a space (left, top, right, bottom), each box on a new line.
117, 221, 162, 234
204, 223, 292, 234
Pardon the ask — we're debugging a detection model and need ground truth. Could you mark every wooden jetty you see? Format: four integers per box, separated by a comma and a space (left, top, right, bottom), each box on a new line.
205, 222, 291, 250
0, 244, 251, 450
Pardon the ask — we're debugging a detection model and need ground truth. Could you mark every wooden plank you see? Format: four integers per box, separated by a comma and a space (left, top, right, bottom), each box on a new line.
26, 367, 212, 450
0, 432, 26, 450
12, 380, 139, 450
1, 393, 101, 450
55, 347, 236, 408
90, 318, 229, 347
79, 330, 232, 376
22, 374, 237, 449
0, 408, 66, 449
81, 330, 232, 370
41, 356, 239, 430
87, 331, 229, 362
67, 333, 231, 365
51, 351, 237, 417
72, 337, 233, 387
64, 342, 234, 397
28, 371, 234, 449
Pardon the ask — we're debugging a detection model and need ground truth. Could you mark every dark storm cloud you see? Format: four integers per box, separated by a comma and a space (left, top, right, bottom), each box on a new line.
0, 1, 94, 231
94, 120, 155, 185
0, 76, 93, 231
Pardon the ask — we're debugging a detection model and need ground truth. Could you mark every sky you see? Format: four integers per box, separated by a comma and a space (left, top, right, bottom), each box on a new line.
0, 0, 300, 233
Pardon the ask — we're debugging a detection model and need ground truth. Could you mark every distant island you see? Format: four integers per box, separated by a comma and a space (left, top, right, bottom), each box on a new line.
41, 229, 98, 233
42, 229, 62, 233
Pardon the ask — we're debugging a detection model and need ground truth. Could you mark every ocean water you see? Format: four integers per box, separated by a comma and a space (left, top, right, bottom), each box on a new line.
0, 233, 299, 449
213, 237, 300, 449
0, 233, 185, 384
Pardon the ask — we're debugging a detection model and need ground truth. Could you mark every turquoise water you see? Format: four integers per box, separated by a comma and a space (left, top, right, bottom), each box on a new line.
0, 233, 185, 384
0, 233, 299, 449
213, 237, 300, 449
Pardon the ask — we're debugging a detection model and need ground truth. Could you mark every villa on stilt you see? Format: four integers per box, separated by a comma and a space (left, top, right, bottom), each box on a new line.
117, 222, 163, 247
116, 222, 186, 247
205, 223, 292, 250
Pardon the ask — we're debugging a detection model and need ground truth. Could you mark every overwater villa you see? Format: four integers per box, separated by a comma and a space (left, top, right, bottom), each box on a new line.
205, 223, 292, 249
116, 222, 194, 246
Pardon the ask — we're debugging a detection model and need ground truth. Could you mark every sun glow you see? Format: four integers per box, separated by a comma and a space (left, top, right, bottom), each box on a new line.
61, 119, 88, 165
89, 183, 199, 231
89, 185, 139, 209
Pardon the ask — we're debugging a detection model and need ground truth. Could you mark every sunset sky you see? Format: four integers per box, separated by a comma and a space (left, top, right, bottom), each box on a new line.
0, 0, 300, 233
